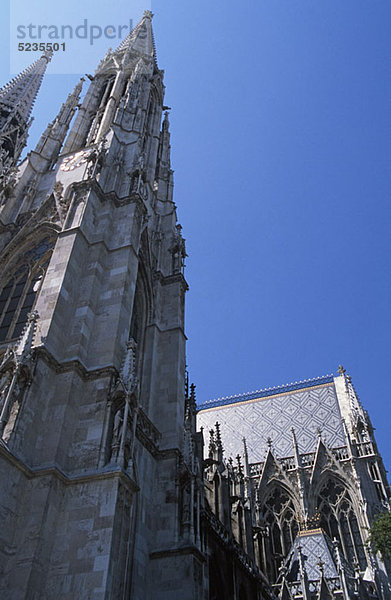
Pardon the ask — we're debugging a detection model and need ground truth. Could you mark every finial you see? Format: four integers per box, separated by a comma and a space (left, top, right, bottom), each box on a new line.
14, 310, 39, 361
338, 365, 346, 376
208, 429, 215, 456
143, 10, 154, 19
317, 427, 322, 438
242, 437, 248, 454
353, 559, 360, 577
332, 537, 343, 569
267, 437, 272, 449
236, 454, 243, 474
279, 563, 287, 578
215, 421, 222, 445
42, 50, 53, 63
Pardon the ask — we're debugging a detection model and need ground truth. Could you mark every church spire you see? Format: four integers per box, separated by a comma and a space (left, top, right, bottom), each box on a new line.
93, 10, 157, 79
0, 52, 52, 162
113, 10, 156, 62
63, 12, 161, 155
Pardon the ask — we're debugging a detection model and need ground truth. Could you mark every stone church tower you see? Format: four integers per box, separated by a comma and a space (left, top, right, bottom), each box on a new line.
0, 12, 201, 599
0, 11, 390, 600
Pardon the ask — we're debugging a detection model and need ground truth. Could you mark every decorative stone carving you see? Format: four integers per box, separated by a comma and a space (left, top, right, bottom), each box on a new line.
170, 224, 186, 274
0, 146, 17, 204
0, 311, 38, 440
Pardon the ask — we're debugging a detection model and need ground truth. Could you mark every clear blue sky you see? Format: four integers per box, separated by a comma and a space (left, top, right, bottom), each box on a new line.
1, 1, 390, 470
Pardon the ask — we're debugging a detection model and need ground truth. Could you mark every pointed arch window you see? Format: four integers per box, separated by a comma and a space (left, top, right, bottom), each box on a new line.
318, 479, 366, 570
0, 237, 55, 342
263, 487, 299, 582
128, 271, 149, 381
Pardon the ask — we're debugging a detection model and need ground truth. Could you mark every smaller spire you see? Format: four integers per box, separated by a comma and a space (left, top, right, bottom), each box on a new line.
163, 110, 170, 126
215, 421, 222, 446
242, 437, 249, 463
0, 52, 52, 120
190, 383, 196, 407
0, 52, 52, 163
291, 427, 302, 467
208, 428, 215, 458
332, 537, 345, 573
236, 453, 243, 475
14, 310, 39, 362
33, 77, 84, 165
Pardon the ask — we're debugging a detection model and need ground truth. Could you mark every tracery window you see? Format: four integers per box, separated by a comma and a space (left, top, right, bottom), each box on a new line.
0, 237, 54, 342
318, 479, 366, 569
263, 487, 299, 581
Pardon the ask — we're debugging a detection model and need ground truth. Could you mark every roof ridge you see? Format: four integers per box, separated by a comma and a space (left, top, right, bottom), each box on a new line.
197, 373, 335, 411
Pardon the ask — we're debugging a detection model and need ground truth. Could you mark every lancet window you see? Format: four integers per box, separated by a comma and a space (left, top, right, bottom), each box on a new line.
263, 487, 298, 581
0, 237, 54, 342
317, 478, 366, 569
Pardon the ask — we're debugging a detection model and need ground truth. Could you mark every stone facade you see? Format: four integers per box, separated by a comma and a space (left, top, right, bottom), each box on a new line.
0, 11, 390, 600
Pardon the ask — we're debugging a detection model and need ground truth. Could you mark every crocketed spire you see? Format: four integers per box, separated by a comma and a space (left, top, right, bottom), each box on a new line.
0, 52, 52, 161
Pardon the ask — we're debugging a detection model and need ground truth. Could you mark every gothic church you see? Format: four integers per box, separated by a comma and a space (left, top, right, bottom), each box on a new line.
0, 12, 390, 600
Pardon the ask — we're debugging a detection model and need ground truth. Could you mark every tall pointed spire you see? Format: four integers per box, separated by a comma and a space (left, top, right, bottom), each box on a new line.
114, 10, 156, 61
0, 52, 52, 162
64, 12, 160, 154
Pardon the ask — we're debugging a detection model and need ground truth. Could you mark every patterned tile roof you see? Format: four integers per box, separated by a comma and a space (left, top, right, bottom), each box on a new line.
285, 529, 338, 581
197, 375, 345, 462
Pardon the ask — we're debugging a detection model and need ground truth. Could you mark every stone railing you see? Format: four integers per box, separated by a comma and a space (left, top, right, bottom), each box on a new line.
279, 456, 296, 471
247, 440, 375, 479
355, 441, 375, 457
249, 462, 264, 477
332, 446, 350, 461
273, 577, 342, 598
301, 452, 316, 468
